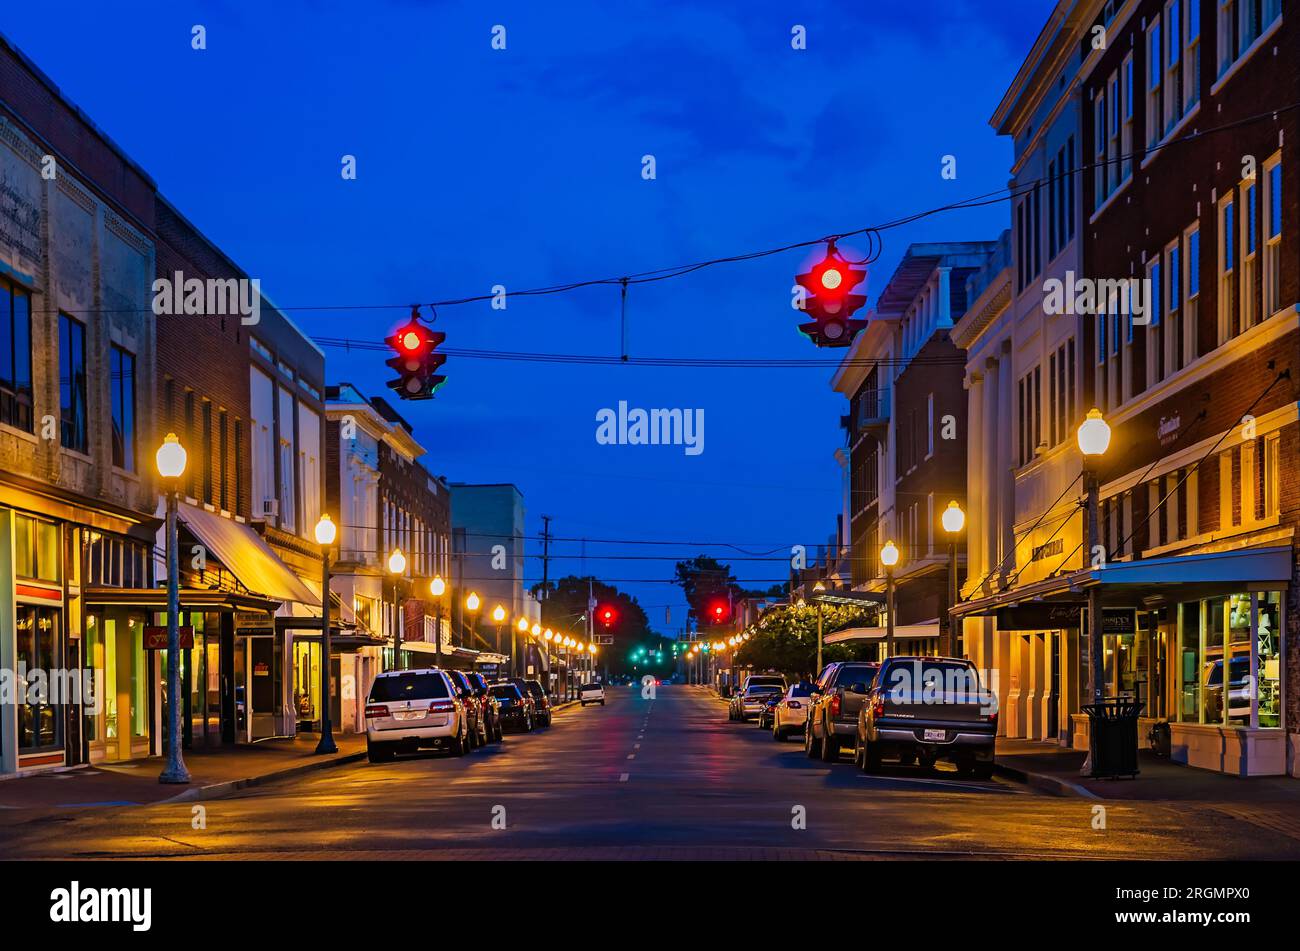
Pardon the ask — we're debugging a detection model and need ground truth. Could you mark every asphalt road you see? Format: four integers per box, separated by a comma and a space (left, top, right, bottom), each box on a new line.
2, 685, 1298, 860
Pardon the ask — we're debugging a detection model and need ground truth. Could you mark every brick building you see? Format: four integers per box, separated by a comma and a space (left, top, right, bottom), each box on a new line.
954, 0, 1298, 778
830, 242, 997, 658
0, 32, 158, 773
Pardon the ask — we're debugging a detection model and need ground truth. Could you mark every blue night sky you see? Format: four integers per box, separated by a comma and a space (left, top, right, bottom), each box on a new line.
4, 1, 1047, 630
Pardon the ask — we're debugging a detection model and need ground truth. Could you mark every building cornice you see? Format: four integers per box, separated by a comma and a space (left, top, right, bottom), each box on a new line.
951, 267, 1012, 351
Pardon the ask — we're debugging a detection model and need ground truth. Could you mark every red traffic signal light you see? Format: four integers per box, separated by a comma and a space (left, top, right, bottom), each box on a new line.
796, 242, 868, 348
385, 313, 447, 401
709, 601, 728, 623
598, 606, 618, 628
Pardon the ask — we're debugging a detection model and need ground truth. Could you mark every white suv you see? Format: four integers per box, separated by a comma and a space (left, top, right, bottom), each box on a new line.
579, 681, 606, 706
365, 668, 468, 761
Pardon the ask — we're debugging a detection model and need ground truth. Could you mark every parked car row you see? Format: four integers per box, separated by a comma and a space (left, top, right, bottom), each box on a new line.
727, 658, 1001, 780
364, 667, 558, 763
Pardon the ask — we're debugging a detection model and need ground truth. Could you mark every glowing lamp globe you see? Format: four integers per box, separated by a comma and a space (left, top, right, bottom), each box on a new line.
1077, 408, 1112, 457
387, 548, 406, 575
941, 501, 966, 534
880, 540, 900, 568
429, 575, 446, 597
466, 591, 481, 612
155, 433, 188, 480
491, 605, 506, 623
517, 617, 529, 632
313, 514, 337, 546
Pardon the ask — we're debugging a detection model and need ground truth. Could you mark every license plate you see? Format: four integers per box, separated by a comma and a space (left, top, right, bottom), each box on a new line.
923, 729, 946, 741
395, 711, 424, 721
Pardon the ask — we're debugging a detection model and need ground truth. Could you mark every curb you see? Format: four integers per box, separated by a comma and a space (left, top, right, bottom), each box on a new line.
161, 750, 367, 804
994, 761, 1099, 798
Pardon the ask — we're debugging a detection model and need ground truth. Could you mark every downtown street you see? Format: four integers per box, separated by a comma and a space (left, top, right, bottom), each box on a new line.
2, 684, 1299, 862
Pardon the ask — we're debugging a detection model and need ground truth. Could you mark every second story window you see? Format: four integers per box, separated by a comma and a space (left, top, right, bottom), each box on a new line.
0, 278, 33, 433
59, 314, 88, 454
109, 346, 136, 471
1262, 155, 1282, 318
1218, 193, 1236, 345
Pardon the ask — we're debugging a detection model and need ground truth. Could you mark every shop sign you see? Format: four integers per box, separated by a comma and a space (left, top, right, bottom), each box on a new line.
143, 626, 194, 649
234, 611, 271, 632
995, 604, 1137, 634
1158, 413, 1181, 447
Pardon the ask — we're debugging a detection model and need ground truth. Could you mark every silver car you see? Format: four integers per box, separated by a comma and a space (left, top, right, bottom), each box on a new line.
737, 684, 783, 721
771, 683, 816, 741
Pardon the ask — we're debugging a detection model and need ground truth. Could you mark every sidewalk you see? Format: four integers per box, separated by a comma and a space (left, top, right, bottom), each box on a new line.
0, 733, 366, 815
996, 737, 1300, 801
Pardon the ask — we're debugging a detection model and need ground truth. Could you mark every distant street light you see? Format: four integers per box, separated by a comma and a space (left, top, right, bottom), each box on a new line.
155, 434, 190, 785
1077, 408, 1111, 709
880, 540, 900, 659
941, 502, 966, 658
388, 548, 406, 669
313, 515, 338, 754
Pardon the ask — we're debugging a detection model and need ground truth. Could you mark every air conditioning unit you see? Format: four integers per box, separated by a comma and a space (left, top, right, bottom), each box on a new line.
258, 497, 280, 519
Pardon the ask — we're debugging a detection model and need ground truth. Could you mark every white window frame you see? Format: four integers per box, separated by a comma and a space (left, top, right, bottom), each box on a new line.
1166, 238, 1182, 374
1146, 18, 1163, 148
1217, 192, 1236, 345
1262, 152, 1282, 319
1183, 0, 1201, 109
1184, 222, 1201, 365
1163, 1, 1182, 133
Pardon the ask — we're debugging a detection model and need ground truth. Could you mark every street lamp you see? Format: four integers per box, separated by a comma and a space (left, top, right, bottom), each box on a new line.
313, 514, 338, 754
516, 616, 529, 679
465, 591, 481, 650
491, 604, 507, 671
941, 501, 966, 658
388, 547, 406, 670
812, 579, 827, 673
429, 575, 446, 654
1077, 408, 1112, 711
880, 540, 900, 660
155, 434, 190, 784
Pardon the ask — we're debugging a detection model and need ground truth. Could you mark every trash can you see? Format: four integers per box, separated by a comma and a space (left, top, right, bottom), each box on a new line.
1082, 699, 1144, 778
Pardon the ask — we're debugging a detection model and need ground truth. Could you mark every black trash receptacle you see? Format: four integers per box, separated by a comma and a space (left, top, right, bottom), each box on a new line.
1082, 699, 1144, 778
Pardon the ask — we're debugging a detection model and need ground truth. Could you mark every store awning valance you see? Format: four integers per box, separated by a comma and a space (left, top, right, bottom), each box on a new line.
84, 586, 281, 614
952, 544, 1292, 620
824, 623, 940, 644
178, 502, 318, 607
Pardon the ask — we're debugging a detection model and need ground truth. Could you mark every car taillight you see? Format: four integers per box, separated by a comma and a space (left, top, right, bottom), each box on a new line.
986, 711, 998, 724
829, 693, 841, 718
364, 704, 389, 719
787, 701, 801, 709
872, 696, 884, 719
427, 700, 455, 714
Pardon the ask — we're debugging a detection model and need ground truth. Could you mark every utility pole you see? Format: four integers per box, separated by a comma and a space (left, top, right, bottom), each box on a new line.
540, 515, 552, 604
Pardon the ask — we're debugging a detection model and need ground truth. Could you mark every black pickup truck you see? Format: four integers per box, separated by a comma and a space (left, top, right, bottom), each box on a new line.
804, 661, 880, 762
854, 656, 999, 779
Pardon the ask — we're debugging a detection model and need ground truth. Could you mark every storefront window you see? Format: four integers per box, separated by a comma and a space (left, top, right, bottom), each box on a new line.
16, 606, 63, 750
294, 640, 321, 732
1178, 602, 1201, 721
1257, 592, 1282, 728
1104, 633, 1138, 698
1176, 592, 1282, 729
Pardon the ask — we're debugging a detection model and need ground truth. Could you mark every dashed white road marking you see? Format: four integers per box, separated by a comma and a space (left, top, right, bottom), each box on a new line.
619, 773, 629, 782
634, 743, 641, 749
626, 753, 635, 760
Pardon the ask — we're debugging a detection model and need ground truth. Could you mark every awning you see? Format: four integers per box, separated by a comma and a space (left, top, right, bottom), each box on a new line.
824, 623, 940, 644
84, 586, 281, 614
178, 502, 319, 607
952, 544, 1292, 620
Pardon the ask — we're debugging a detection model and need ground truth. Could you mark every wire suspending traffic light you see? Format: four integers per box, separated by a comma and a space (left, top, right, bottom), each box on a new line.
385, 306, 447, 400
794, 240, 868, 348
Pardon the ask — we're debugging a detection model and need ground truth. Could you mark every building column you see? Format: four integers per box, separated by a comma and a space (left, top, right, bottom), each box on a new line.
997, 342, 1016, 585
982, 357, 1001, 588
0, 510, 15, 775
965, 372, 985, 591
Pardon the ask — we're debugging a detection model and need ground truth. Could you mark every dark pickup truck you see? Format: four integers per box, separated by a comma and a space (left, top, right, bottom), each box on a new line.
854, 656, 999, 779
804, 661, 880, 762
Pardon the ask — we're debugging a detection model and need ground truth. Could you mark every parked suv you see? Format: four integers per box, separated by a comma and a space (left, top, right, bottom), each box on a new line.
579, 681, 606, 706
509, 678, 554, 726
804, 661, 880, 762
445, 669, 488, 748
490, 682, 536, 731
364, 668, 468, 761
466, 672, 503, 743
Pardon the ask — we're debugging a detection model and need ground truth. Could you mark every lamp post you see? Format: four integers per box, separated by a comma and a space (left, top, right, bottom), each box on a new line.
880, 540, 900, 660
1077, 408, 1112, 709
516, 616, 528, 678
536, 624, 548, 691
156, 434, 191, 784
388, 547, 407, 670
314, 514, 339, 754
941, 501, 966, 658
465, 591, 481, 650
491, 604, 506, 670
812, 580, 826, 673
429, 574, 446, 654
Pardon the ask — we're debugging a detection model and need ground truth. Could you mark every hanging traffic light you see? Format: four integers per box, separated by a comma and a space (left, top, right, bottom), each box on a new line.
708, 600, 728, 624
598, 605, 618, 629
795, 241, 868, 348
385, 308, 446, 400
